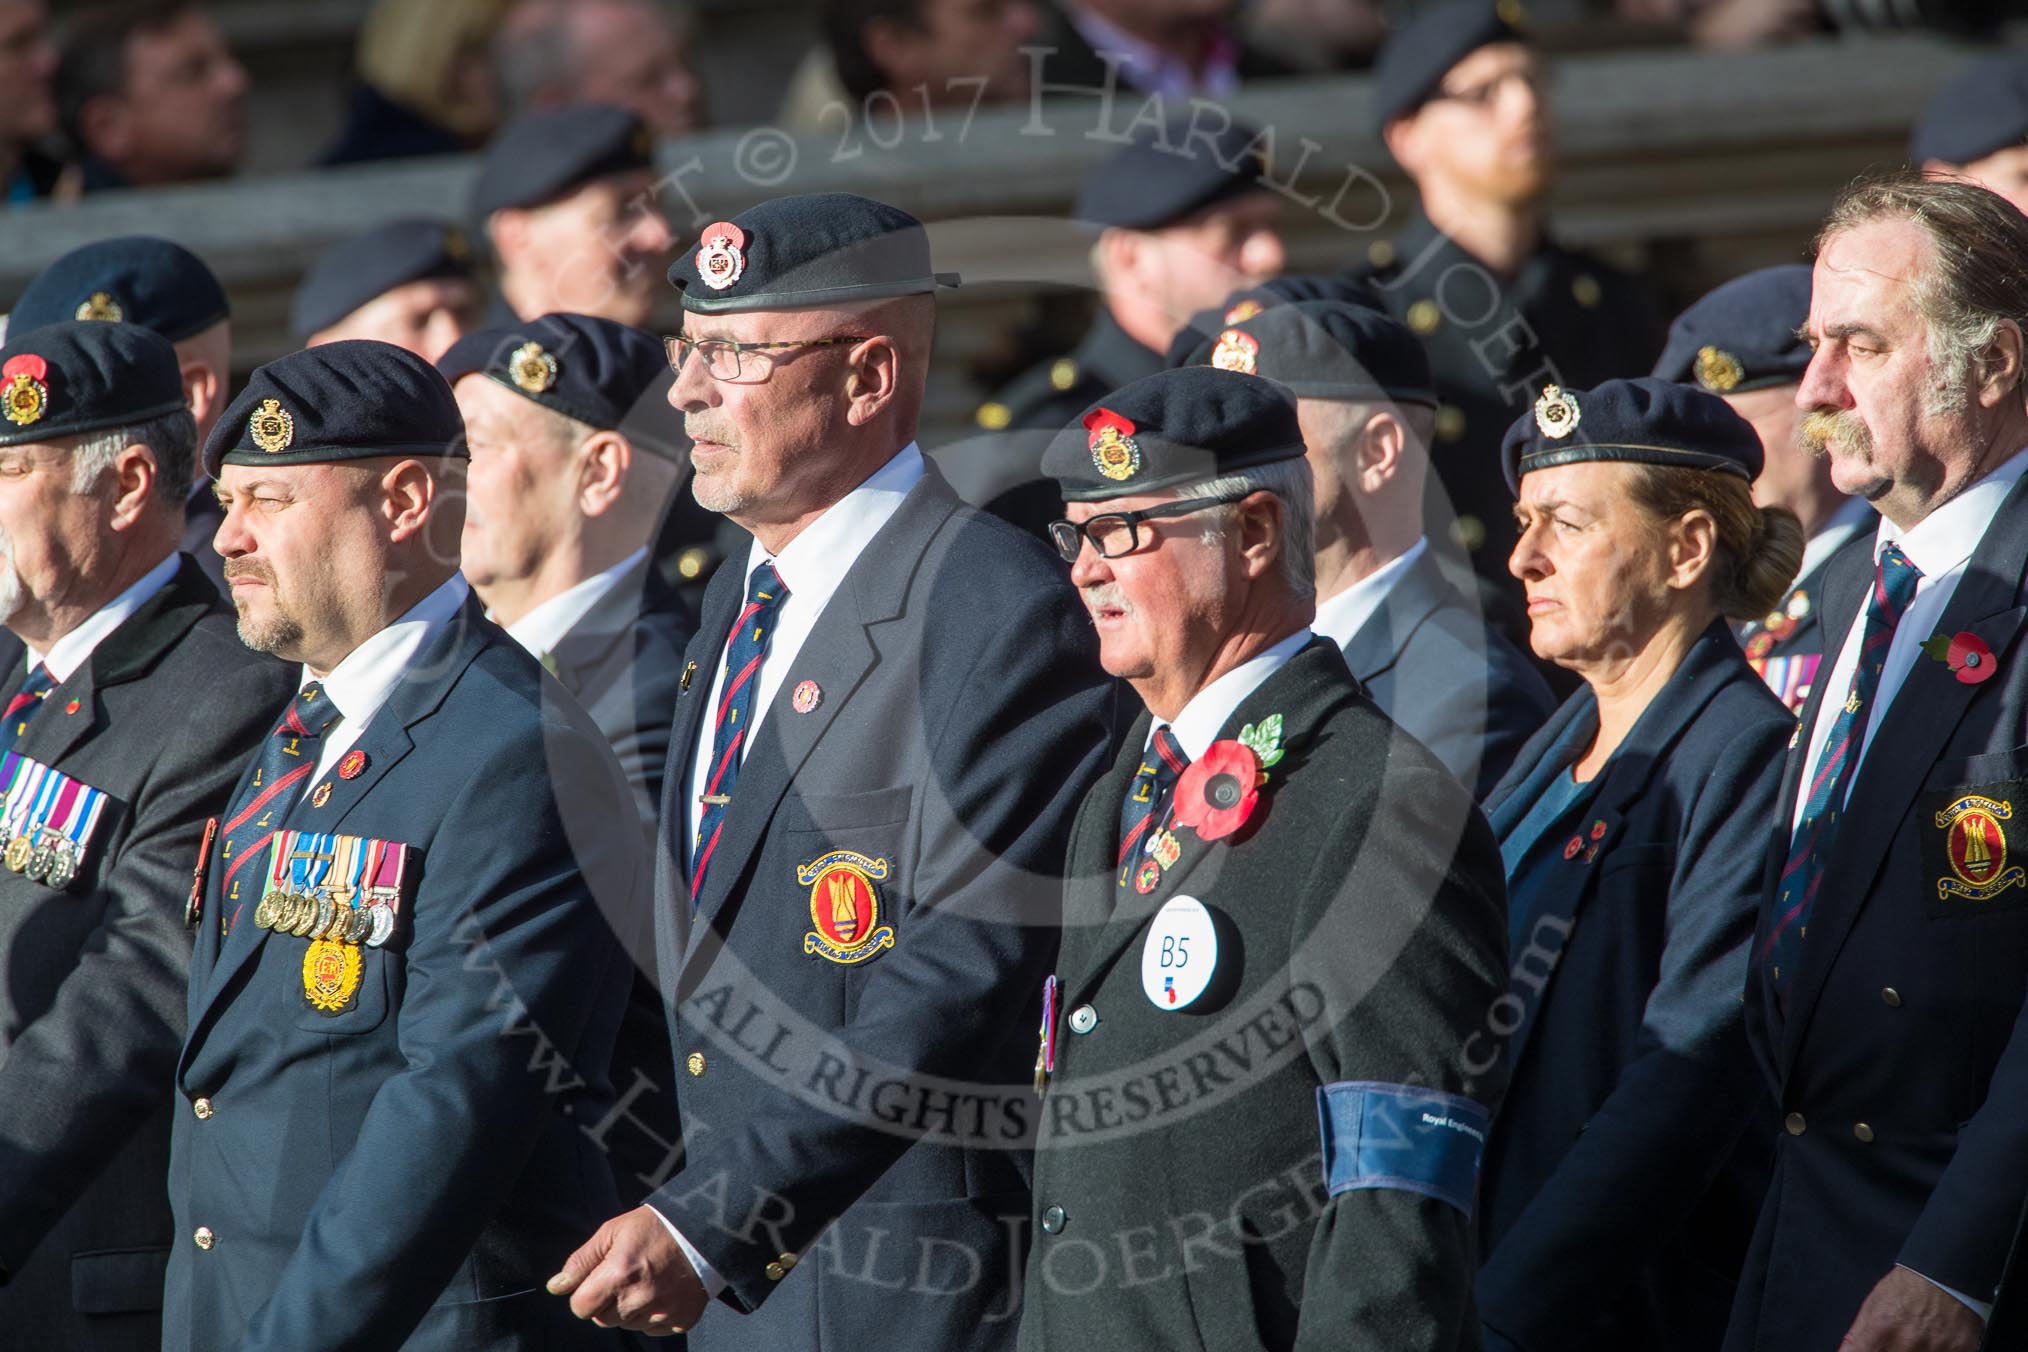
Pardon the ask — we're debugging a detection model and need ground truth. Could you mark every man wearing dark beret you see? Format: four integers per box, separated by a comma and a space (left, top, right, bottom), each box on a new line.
1020, 364, 1506, 1351
163, 340, 641, 1351
1182, 299, 1553, 797
471, 102, 675, 329
1347, 0, 1665, 605
1654, 263, 1871, 712
0, 320, 292, 1349
294, 219, 482, 363
1912, 52, 2028, 217
549, 191, 1112, 1350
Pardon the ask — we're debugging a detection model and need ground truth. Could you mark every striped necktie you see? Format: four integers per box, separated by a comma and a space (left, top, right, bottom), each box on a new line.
1118, 726, 1188, 884
1761, 544, 1922, 1007
211, 682, 340, 927
690, 562, 789, 906
4, 664, 55, 745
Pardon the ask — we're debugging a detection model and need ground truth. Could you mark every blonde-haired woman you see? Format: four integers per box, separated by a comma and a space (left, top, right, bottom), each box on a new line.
324, 0, 516, 166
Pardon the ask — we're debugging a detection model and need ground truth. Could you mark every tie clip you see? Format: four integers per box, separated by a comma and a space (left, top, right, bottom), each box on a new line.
699, 793, 731, 806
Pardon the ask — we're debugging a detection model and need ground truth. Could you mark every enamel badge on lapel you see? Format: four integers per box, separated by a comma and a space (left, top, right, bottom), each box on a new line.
696, 221, 747, 291
792, 679, 821, 714
1134, 860, 1161, 894
310, 782, 332, 808
339, 749, 367, 779
799, 850, 896, 964
1934, 795, 2025, 902
680, 660, 697, 693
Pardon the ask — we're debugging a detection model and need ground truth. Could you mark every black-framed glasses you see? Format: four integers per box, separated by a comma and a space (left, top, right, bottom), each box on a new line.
1428, 66, 1544, 109
664, 334, 872, 384
1047, 493, 1251, 564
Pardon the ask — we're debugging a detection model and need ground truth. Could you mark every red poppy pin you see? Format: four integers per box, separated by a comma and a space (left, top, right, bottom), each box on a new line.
1919, 630, 1997, 684
1173, 740, 1261, 841
1563, 835, 1583, 860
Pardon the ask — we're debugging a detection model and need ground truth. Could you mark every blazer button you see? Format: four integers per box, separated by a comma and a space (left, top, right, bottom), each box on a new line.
1854, 1122, 1875, 1143
1881, 987, 1902, 1007
193, 1227, 215, 1251
1785, 1112, 1807, 1136
1040, 1205, 1067, 1234
764, 1253, 796, 1281
686, 1052, 706, 1077
192, 1097, 214, 1120
1068, 1005, 1097, 1035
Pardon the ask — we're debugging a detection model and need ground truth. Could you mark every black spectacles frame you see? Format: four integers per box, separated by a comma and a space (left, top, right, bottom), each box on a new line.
1047, 492, 1252, 564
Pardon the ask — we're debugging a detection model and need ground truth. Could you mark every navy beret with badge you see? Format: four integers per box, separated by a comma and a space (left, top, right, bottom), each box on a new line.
1652, 264, 1813, 395
203, 340, 465, 479
1372, 0, 1529, 134
437, 312, 687, 459
1074, 115, 1273, 232
291, 220, 477, 342
667, 192, 958, 314
7, 235, 229, 344
1177, 299, 1438, 406
0, 320, 187, 449
469, 103, 656, 219
1043, 366, 1305, 503
1501, 376, 1762, 496
1910, 52, 2028, 168
1163, 274, 1385, 367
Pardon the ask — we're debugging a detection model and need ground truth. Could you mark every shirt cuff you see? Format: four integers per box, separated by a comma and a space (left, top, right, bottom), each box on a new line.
1897, 1263, 1993, 1323
650, 1205, 727, 1299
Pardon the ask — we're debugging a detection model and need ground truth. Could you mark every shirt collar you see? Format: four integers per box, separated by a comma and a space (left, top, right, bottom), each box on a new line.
1876, 445, 2028, 579
1150, 628, 1313, 761
502, 547, 648, 660
1311, 537, 1427, 648
745, 442, 926, 608
30, 552, 181, 682
305, 574, 471, 729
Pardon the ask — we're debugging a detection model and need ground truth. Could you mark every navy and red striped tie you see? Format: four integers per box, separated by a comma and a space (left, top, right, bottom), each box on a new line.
1761, 543, 1922, 1007
690, 562, 789, 907
1118, 726, 1188, 885
212, 682, 340, 930
4, 663, 55, 744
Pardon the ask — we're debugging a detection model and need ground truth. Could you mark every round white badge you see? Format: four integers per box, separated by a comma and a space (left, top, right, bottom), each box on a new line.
1141, 895, 1219, 1010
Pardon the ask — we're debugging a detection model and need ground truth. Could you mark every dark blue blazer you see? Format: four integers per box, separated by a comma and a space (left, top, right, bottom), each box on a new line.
647, 466, 1112, 1352
164, 597, 640, 1352
1477, 621, 1792, 1352
1729, 475, 2028, 1352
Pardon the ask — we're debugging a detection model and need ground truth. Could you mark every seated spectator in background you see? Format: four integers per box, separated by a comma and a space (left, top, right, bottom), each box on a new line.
0, 0, 60, 206
1032, 0, 1290, 99
495, 0, 702, 139
56, 0, 246, 193
1616, 0, 2005, 45
794, 0, 1038, 127
1912, 52, 2028, 219
471, 103, 673, 329
1242, 0, 1387, 72
321, 0, 513, 167
293, 220, 482, 363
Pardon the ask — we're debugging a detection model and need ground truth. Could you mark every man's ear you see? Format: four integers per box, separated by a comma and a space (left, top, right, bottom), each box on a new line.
1234, 489, 1286, 581
106, 443, 158, 531
1975, 319, 2025, 411
182, 360, 223, 433
842, 337, 902, 427
380, 459, 438, 542
577, 430, 632, 518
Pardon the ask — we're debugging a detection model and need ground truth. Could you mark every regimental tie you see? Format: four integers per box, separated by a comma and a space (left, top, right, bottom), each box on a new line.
1117, 726, 1189, 885
212, 682, 341, 930
1761, 544, 1922, 1007
4, 663, 56, 745
690, 562, 789, 907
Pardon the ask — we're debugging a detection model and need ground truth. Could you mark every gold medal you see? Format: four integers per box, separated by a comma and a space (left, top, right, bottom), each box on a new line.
302, 938, 363, 1014
254, 890, 279, 930
4, 835, 31, 873
289, 892, 319, 938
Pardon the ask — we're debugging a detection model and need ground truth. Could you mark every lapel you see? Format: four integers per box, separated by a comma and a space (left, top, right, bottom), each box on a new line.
543, 556, 667, 694
1054, 709, 1151, 986
666, 557, 746, 892
677, 471, 963, 974
1339, 547, 1451, 684
1779, 478, 2028, 1072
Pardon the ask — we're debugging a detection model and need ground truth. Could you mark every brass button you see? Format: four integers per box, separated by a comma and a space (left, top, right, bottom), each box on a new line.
1407, 298, 1442, 335
776, 1252, 797, 1274
1881, 987, 1902, 1007
1784, 1112, 1807, 1136
193, 1097, 214, 1120
193, 1226, 215, 1251
1854, 1122, 1875, 1143
686, 1052, 706, 1077
1041, 1205, 1067, 1234
764, 1260, 784, 1281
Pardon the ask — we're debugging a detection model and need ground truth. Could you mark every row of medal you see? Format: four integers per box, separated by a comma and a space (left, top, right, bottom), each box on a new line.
252, 829, 409, 949
0, 751, 109, 891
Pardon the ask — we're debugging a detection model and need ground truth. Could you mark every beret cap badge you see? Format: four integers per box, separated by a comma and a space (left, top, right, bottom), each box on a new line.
696, 221, 747, 292
249, 398, 296, 453
1534, 384, 1581, 439
2, 355, 49, 427
1211, 329, 1260, 375
508, 341, 559, 394
75, 291, 124, 323
1695, 345, 1745, 393
1223, 298, 1264, 324
1084, 408, 1143, 482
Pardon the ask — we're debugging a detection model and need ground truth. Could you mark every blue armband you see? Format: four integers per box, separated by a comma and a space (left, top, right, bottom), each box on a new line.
1316, 1081, 1490, 1217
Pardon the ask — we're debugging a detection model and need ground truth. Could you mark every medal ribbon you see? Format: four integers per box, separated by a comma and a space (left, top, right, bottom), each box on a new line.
38, 774, 80, 845
266, 828, 295, 898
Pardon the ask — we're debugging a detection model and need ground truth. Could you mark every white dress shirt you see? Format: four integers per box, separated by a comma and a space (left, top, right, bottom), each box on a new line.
1148, 628, 1314, 758
1310, 538, 1427, 651
502, 547, 648, 661
27, 552, 180, 682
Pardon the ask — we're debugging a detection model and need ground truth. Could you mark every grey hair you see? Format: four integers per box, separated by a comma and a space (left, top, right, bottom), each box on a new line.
1176, 459, 1317, 600
67, 409, 199, 506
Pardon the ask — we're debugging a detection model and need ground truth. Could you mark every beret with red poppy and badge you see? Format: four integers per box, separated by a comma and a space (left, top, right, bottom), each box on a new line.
469, 103, 655, 220
7, 235, 229, 344
1042, 366, 1305, 503
436, 311, 686, 459
1651, 264, 1813, 397
1162, 274, 1384, 368
1175, 299, 1438, 407
0, 320, 187, 450
1500, 375, 1763, 497
291, 219, 477, 342
667, 192, 959, 315
202, 340, 466, 479
1372, 0, 1529, 134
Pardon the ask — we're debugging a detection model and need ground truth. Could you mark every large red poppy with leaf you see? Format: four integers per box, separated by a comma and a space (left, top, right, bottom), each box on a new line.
1173, 740, 1262, 841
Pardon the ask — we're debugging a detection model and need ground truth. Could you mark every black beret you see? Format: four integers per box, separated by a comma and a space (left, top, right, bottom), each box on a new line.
0, 321, 187, 449
203, 340, 466, 479
470, 104, 655, 219
667, 192, 958, 314
1500, 377, 1762, 497
1910, 53, 2028, 168
1043, 367, 1305, 503
1372, 0, 1529, 133
1074, 116, 1272, 231
291, 220, 477, 341
1163, 275, 1385, 367
437, 312, 687, 459
1176, 299, 1437, 406
8, 236, 229, 344
1652, 264, 1812, 395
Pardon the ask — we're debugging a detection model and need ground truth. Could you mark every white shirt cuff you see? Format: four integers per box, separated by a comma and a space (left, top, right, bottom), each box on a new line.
651, 1205, 728, 1298
1897, 1263, 1993, 1323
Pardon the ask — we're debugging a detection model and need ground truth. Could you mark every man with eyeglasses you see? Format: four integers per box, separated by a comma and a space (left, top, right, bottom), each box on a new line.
548, 191, 1113, 1351
1348, 0, 1665, 610
1020, 365, 1506, 1351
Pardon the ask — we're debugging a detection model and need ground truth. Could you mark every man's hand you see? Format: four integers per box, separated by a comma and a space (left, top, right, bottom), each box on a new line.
1839, 1266, 1984, 1352
549, 1206, 709, 1336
